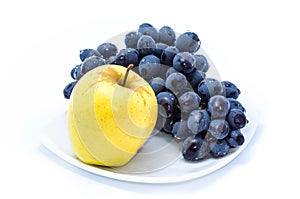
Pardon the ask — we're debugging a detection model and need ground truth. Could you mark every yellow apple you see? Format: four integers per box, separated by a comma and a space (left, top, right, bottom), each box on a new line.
68, 64, 158, 167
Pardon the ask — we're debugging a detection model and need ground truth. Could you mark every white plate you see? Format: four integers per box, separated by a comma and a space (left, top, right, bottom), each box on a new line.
38, 101, 258, 184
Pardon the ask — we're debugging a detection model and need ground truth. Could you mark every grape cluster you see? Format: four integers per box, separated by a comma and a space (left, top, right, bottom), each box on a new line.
63, 23, 248, 162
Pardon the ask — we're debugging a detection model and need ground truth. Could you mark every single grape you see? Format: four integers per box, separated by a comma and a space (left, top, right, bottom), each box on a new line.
226, 109, 247, 129
208, 119, 230, 139
79, 49, 102, 61
70, 64, 80, 80
149, 77, 165, 95
185, 69, 205, 92
79, 56, 106, 77
137, 35, 156, 56
161, 46, 179, 67
194, 54, 210, 72
178, 91, 201, 114
210, 139, 230, 158
173, 52, 196, 74
182, 136, 209, 161
138, 55, 161, 81
165, 72, 188, 96
175, 32, 201, 53
96, 43, 118, 59
124, 31, 142, 49
222, 80, 241, 99
138, 23, 159, 42
187, 109, 210, 135
197, 78, 225, 101
172, 120, 191, 142
226, 129, 245, 147
207, 95, 230, 119
112, 48, 139, 67
137, 35, 156, 49
158, 25, 176, 46
228, 98, 246, 112
63, 81, 77, 99
156, 91, 178, 118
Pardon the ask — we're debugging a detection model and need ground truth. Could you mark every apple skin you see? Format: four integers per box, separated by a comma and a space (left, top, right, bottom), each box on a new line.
68, 64, 158, 166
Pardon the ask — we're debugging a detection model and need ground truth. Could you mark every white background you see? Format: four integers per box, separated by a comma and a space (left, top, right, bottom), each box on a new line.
1, 0, 299, 198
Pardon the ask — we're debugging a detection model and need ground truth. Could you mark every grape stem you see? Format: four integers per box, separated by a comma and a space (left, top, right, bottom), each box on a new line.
122, 64, 134, 87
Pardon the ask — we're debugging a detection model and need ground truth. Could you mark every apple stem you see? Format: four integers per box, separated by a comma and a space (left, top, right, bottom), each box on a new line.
122, 64, 134, 87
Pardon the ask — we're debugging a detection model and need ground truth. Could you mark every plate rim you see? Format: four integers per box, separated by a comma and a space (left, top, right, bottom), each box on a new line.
37, 106, 258, 184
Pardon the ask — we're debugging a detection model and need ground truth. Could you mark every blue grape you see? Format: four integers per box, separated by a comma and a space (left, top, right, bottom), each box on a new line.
96, 43, 118, 59
182, 136, 209, 161
138, 23, 153, 28
137, 35, 156, 56
138, 55, 161, 81
226, 129, 245, 147
137, 35, 156, 48
208, 119, 230, 139
156, 91, 178, 118
138, 23, 159, 42
79, 49, 102, 61
158, 26, 176, 46
70, 64, 80, 80
63, 81, 77, 99
175, 32, 201, 53
149, 77, 165, 95
194, 54, 210, 72
187, 110, 210, 135
185, 69, 205, 91
112, 48, 139, 67
161, 46, 179, 67
197, 78, 225, 101
228, 98, 246, 112
210, 139, 230, 158
222, 80, 241, 99
81, 56, 105, 73
172, 120, 191, 141
207, 95, 230, 119
226, 109, 247, 129
165, 72, 188, 96
124, 31, 142, 48
173, 52, 196, 74
178, 91, 201, 113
